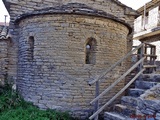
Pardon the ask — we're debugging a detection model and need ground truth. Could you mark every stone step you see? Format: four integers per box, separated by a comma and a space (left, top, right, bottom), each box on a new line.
141, 74, 160, 82
128, 88, 145, 97
135, 81, 158, 90
104, 112, 135, 120
114, 104, 136, 116
121, 96, 139, 108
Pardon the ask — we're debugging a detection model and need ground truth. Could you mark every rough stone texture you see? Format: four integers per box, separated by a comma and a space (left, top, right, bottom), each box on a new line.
136, 81, 158, 90
0, 25, 16, 85
4, 0, 138, 24
114, 104, 136, 116
0, 40, 9, 85
2, 0, 138, 119
17, 14, 129, 118
2, 0, 138, 89
2, 24, 17, 83
141, 74, 160, 82
128, 88, 145, 97
14, 3, 132, 33
135, 84, 160, 120
104, 73, 160, 120
140, 84, 160, 100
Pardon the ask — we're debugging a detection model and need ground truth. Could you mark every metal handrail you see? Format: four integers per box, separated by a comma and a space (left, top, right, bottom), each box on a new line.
88, 43, 144, 85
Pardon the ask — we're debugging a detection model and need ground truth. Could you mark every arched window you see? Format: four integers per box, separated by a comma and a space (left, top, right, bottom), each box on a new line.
28, 36, 34, 61
85, 38, 97, 64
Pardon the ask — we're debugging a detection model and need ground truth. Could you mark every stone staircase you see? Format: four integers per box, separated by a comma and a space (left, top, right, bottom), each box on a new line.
88, 43, 159, 120
104, 74, 159, 120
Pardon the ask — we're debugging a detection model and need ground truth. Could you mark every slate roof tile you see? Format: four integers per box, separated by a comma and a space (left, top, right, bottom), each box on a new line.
0, 25, 10, 40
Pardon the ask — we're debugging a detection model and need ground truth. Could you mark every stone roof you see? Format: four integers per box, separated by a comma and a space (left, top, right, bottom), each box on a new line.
3, 0, 138, 15
113, 0, 138, 11
15, 3, 133, 34
0, 25, 10, 40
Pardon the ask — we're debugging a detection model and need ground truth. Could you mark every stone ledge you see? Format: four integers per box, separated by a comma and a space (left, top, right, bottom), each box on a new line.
136, 84, 160, 117
14, 3, 132, 34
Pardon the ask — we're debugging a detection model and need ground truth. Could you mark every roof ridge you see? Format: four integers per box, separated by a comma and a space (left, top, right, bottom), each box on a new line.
112, 0, 137, 11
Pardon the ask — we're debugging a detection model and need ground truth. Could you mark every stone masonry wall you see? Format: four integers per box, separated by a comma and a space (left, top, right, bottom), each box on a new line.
137, 83, 160, 120
6, 0, 136, 25
7, 30, 18, 83
3, 0, 137, 86
2, 0, 139, 118
0, 40, 9, 85
17, 14, 129, 118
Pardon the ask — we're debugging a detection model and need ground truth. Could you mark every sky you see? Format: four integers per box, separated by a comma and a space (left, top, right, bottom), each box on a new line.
0, 0, 151, 23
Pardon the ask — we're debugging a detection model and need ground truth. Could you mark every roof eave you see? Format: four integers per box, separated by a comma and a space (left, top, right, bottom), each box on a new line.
137, 0, 158, 13
113, 0, 139, 17
124, 7, 140, 18
14, 7, 133, 34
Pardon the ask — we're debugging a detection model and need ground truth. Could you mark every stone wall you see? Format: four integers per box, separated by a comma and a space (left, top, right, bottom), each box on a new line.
3, 0, 138, 87
0, 40, 9, 85
17, 14, 129, 118
3, 0, 138, 86
137, 84, 160, 120
2, 0, 138, 119
5, 0, 137, 25
7, 31, 18, 83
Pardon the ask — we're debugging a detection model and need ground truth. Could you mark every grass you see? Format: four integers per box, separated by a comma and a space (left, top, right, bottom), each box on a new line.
0, 84, 74, 120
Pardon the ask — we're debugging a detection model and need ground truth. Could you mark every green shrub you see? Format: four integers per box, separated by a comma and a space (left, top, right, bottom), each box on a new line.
0, 87, 73, 120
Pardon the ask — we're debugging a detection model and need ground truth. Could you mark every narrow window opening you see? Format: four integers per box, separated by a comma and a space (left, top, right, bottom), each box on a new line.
28, 36, 34, 61
86, 44, 91, 64
85, 38, 97, 64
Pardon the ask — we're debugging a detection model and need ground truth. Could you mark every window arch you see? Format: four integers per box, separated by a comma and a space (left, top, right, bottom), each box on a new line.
28, 36, 34, 61
85, 38, 97, 64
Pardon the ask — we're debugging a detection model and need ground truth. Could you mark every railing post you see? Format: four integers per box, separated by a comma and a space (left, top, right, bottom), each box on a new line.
94, 81, 99, 120
152, 46, 156, 72
139, 45, 144, 71
150, 46, 153, 73
139, 44, 144, 77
